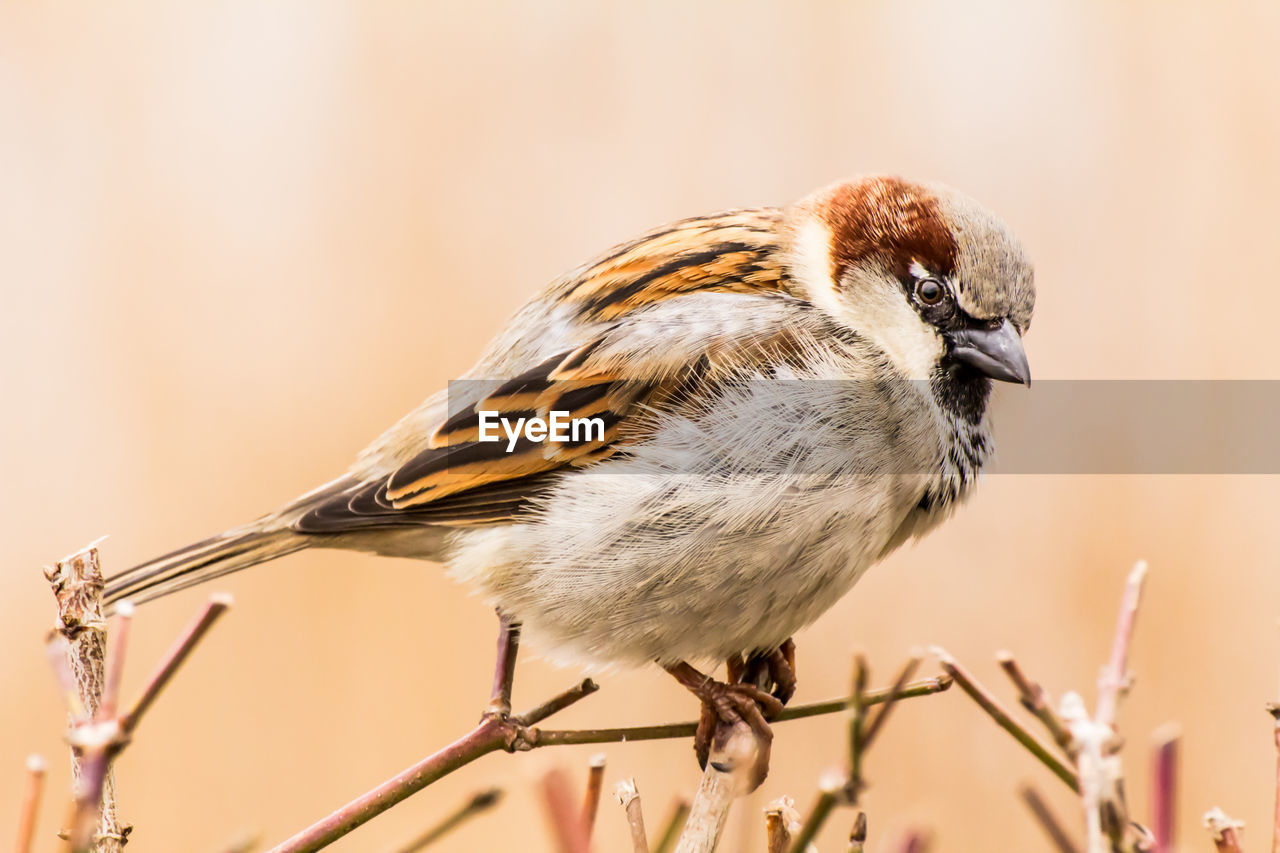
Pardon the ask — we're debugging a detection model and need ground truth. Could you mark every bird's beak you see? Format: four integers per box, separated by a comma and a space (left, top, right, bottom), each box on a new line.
947, 319, 1031, 386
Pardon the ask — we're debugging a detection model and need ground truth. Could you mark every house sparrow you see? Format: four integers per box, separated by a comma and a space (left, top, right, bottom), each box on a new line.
106, 176, 1034, 783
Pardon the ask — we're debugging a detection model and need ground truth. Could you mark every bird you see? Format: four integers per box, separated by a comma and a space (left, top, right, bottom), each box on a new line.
105, 175, 1034, 785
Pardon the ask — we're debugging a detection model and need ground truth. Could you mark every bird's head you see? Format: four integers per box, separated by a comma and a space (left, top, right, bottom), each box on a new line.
789, 176, 1034, 394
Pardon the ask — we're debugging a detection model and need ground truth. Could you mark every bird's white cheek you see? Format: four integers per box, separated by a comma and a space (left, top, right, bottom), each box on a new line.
790, 218, 943, 380
839, 268, 945, 380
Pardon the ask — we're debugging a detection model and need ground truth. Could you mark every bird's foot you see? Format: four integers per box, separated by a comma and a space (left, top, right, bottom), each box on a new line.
764, 637, 797, 704
664, 659, 785, 790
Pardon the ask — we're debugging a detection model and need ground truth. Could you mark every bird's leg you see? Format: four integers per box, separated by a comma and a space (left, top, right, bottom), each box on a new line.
764, 637, 797, 704
663, 659, 783, 787
484, 610, 522, 721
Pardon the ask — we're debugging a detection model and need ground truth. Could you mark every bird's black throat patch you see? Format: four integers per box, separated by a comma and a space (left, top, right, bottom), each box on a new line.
930, 366, 992, 425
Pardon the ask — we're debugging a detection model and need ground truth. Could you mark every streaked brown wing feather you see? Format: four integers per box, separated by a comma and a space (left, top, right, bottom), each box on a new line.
292, 207, 803, 534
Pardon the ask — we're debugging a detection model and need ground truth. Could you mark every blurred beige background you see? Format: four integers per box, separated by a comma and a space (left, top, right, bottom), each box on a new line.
4, 2, 1280, 850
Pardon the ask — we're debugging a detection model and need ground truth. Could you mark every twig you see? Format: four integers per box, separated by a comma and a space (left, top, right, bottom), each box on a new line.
487, 614, 520, 717
787, 772, 843, 853
1204, 807, 1245, 853
1270, 702, 1280, 853
847, 812, 866, 853
44, 544, 128, 853
1151, 725, 1178, 853
932, 647, 1079, 791
891, 829, 932, 853
764, 796, 799, 853
540, 768, 590, 853
1060, 691, 1107, 853
860, 655, 921, 752
847, 655, 868, 802
1020, 785, 1081, 853
674, 723, 760, 853
997, 651, 1073, 753
615, 779, 648, 853
1095, 561, 1148, 730
532, 675, 952, 747
15, 754, 47, 853
582, 754, 606, 841
652, 798, 690, 853
268, 639, 948, 853
118, 595, 232, 734
391, 788, 502, 853
267, 676, 597, 853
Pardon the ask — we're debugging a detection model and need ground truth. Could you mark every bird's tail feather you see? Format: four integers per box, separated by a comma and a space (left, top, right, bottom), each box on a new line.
104, 526, 307, 608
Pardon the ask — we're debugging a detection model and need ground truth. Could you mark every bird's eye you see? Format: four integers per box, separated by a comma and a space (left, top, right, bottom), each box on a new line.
916, 278, 945, 305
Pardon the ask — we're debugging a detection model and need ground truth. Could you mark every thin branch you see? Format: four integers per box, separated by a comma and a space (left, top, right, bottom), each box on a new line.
44, 544, 128, 853
615, 779, 649, 853
932, 647, 1079, 792
118, 594, 232, 734
266, 678, 597, 853
487, 614, 520, 718
540, 768, 590, 853
1095, 561, 1148, 729
1204, 808, 1245, 853
891, 829, 932, 853
99, 603, 132, 722
531, 675, 952, 747
861, 655, 921, 753
581, 754, 606, 842
997, 651, 1073, 753
391, 788, 502, 853
652, 798, 690, 853
15, 754, 47, 853
1020, 785, 1081, 853
1271, 702, 1280, 853
764, 796, 799, 853
787, 772, 842, 853
1150, 725, 1178, 853
267, 652, 948, 852
674, 723, 762, 853
847, 811, 867, 853
846, 655, 868, 803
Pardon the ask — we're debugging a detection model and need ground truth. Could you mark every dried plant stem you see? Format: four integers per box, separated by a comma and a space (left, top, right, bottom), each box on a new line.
540, 768, 590, 853
674, 721, 768, 853
847, 812, 867, 853
1020, 786, 1081, 853
1151, 725, 1178, 853
269, 616, 950, 853
532, 675, 952, 748
1271, 702, 1280, 853
391, 788, 502, 853
15, 755, 47, 853
996, 651, 1073, 752
787, 779, 840, 853
1204, 808, 1245, 853
932, 648, 1079, 792
44, 544, 128, 853
581, 754, 606, 841
846, 655, 868, 800
615, 779, 649, 853
118, 596, 231, 733
267, 676, 598, 853
1096, 561, 1148, 729
764, 797, 799, 853
652, 798, 690, 853
860, 656, 921, 752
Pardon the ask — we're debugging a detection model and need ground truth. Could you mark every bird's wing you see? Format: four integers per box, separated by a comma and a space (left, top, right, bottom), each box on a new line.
291, 209, 828, 533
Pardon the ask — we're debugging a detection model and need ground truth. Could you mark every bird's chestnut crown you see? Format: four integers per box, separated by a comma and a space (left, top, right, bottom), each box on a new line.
793, 176, 1035, 386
